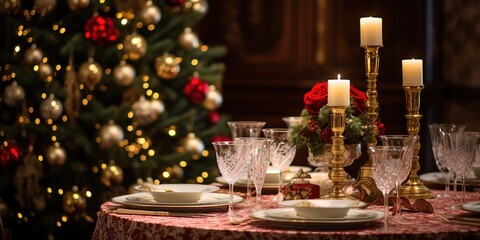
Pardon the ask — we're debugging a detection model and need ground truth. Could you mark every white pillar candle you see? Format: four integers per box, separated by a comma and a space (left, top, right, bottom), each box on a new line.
360, 17, 383, 46
402, 59, 423, 86
328, 75, 350, 106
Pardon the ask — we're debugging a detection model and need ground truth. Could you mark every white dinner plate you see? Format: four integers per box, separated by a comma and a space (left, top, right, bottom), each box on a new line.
112, 192, 243, 211
419, 172, 480, 188
251, 208, 383, 229
461, 201, 480, 214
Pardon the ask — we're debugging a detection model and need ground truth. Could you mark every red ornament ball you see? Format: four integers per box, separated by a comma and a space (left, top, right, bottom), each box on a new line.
183, 76, 208, 104
0, 142, 22, 167
166, 0, 185, 6
84, 15, 120, 46
212, 135, 232, 142
209, 111, 220, 123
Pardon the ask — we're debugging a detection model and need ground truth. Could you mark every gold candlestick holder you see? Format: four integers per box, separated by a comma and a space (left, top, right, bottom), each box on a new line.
357, 45, 383, 202
399, 86, 434, 199
324, 106, 354, 200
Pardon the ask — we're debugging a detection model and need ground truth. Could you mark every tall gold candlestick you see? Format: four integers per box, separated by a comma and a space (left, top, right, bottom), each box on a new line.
325, 106, 353, 199
357, 45, 383, 202
400, 86, 434, 199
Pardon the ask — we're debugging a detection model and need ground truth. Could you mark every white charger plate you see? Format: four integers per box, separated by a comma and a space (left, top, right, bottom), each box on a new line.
112, 192, 243, 211
461, 201, 480, 214
251, 208, 383, 229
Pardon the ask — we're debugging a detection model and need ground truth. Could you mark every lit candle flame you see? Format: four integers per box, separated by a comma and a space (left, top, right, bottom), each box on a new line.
337, 74, 341, 80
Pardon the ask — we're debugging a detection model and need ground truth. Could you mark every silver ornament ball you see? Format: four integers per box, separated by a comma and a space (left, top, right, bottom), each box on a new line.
40, 94, 63, 121
3, 81, 25, 107
113, 61, 136, 87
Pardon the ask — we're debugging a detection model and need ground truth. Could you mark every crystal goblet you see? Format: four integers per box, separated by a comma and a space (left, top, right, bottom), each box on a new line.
379, 135, 418, 223
428, 123, 466, 198
441, 131, 480, 209
227, 121, 266, 204
262, 128, 296, 202
244, 138, 273, 210
212, 140, 250, 222
368, 146, 406, 229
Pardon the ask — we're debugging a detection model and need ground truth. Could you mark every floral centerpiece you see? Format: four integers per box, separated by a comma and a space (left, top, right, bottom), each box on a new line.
291, 81, 384, 156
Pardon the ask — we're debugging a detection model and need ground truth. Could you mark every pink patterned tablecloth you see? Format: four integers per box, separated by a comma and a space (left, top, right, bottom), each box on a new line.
92, 190, 480, 240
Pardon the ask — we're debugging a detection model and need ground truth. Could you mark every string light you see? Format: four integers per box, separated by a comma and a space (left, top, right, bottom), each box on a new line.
179, 161, 187, 167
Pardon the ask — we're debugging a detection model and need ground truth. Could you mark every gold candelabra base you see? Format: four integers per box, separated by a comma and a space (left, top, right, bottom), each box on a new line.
323, 106, 356, 200
400, 86, 434, 199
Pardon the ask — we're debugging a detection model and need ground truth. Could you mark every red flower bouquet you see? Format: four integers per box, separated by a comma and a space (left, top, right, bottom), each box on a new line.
291, 82, 384, 156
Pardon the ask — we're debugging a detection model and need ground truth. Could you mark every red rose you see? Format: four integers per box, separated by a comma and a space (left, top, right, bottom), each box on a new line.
350, 84, 367, 113
304, 82, 328, 115
304, 82, 367, 114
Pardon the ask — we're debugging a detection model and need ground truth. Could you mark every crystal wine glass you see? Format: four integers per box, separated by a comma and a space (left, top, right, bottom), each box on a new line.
441, 131, 480, 209
212, 140, 250, 222
244, 138, 273, 210
227, 121, 266, 204
368, 146, 406, 229
379, 135, 418, 223
262, 128, 296, 202
282, 116, 304, 129
428, 123, 466, 198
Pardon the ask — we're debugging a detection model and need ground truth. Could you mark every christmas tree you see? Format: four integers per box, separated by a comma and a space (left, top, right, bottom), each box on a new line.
0, 0, 229, 239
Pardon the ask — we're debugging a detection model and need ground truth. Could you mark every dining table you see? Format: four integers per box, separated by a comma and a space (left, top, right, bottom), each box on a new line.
91, 188, 480, 240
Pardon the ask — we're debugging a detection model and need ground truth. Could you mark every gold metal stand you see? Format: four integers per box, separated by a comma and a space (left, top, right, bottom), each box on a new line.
357, 45, 383, 202
324, 106, 354, 199
400, 86, 434, 199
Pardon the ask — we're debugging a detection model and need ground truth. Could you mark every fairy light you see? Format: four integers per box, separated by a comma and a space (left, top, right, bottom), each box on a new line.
33, 65, 39, 71
17, 213, 22, 219
62, 116, 68, 122
55, 65, 61, 71
56, 221, 61, 227
53, 24, 59, 31
59, 27, 66, 34
192, 154, 199, 160
127, 125, 133, 131
179, 161, 187, 167
136, 130, 143, 136
136, 22, 143, 29
147, 25, 155, 31
168, 126, 176, 136
140, 155, 146, 161
41, 93, 47, 99
61, 216, 68, 222
85, 190, 92, 198
200, 45, 208, 52
14, 46, 20, 53
105, 68, 111, 75
201, 150, 209, 157
120, 19, 128, 25
143, 75, 149, 81
146, 89, 153, 96
201, 172, 209, 178
148, 149, 155, 156
162, 171, 170, 178
47, 187, 52, 193
191, 59, 198, 66
101, 163, 107, 169
47, 119, 53, 125
152, 92, 159, 99
51, 136, 56, 142
92, 166, 99, 173
82, 99, 88, 105
58, 189, 64, 195
154, 179, 160, 184
38, 155, 43, 162
52, 125, 57, 131
142, 82, 149, 89
196, 177, 204, 183
34, 118, 40, 124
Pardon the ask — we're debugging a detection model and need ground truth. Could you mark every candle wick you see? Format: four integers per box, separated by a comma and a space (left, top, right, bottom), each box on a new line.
337, 74, 341, 80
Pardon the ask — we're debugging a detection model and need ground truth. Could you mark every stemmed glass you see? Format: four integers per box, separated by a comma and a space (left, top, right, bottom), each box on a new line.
244, 138, 273, 210
227, 121, 266, 204
262, 128, 296, 202
368, 146, 406, 229
379, 135, 418, 223
441, 131, 480, 209
212, 140, 250, 222
428, 124, 466, 197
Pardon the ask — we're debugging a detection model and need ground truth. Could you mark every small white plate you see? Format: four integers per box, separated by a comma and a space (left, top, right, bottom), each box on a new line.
133, 183, 220, 203
251, 208, 383, 229
278, 199, 367, 218
461, 201, 480, 214
265, 208, 378, 221
112, 192, 243, 211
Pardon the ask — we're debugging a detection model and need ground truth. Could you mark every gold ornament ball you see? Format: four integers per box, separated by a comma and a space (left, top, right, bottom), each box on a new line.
99, 121, 124, 149
202, 86, 223, 110
34, 0, 57, 16
113, 61, 136, 87
78, 58, 103, 88
101, 163, 124, 187
183, 0, 208, 15
3, 81, 25, 107
67, 0, 89, 11
122, 33, 147, 61
62, 186, 86, 214
0, 0, 21, 14
40, 94, 63, 121
45, 142, 66, 165
155, 53, 181, 80
140, 1, 161, 25
132, 96, 164, 126
181, 133, 204, 154
38, 63, 53, 82
24, 44, 44, 66
178, 28, 200, 50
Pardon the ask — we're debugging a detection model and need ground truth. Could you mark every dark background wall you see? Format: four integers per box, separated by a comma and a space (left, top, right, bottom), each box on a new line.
197, 0, 480, 175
